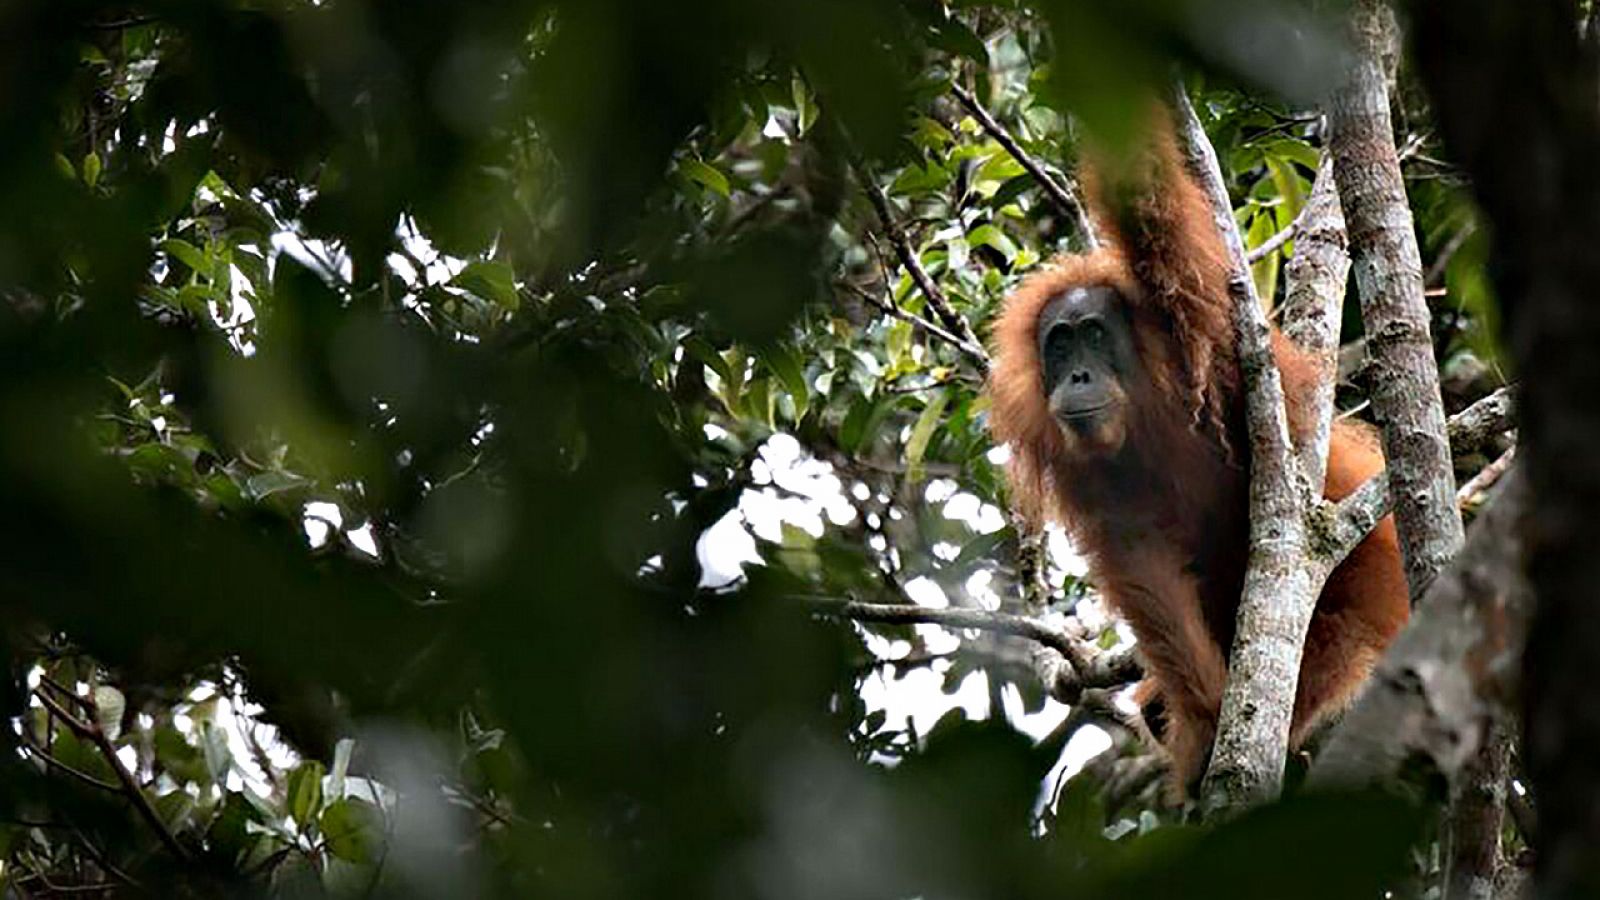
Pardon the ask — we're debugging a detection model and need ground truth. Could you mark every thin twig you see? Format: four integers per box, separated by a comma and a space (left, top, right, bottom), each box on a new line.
949, 83, 1098, 246
70, 826, 141, 889
1425, 222, 1477, 285
37, 674, 96, 712
18, 734, 121, 793
1447, 385, 1516, 454
855, 166, 990, 374
816, 599, 1079, 656
85, 16, 157, 30
1323, 386, 1518, 567
1458, 446, 1516, 510
35, 688, 192, 862
1245, 206, 1308, 264
813, 597, 1143, 697
837, 280, 988, 365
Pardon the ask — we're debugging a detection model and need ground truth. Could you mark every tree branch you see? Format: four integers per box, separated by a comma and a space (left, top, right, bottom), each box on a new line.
18, 734, 120, 793
1411, 0, 1600, 888
1322, 389, 1517, 566
1328, 0, 1464, 601
1443, 719, 1511, 900
856, 168, 989, 374
1447, 385, 1516, 456
950, 83, 1099, 247
35, 687, 191, 862
813, 599, 1141, 702
836, 280, 989, 367
821, 599, 1070, 661
1458, 446, 1515, 511
1280, 153, 1352, 491
1245, 205, 1309, 264
1172, 86, 1326, 813
1310, 468, 1528, 789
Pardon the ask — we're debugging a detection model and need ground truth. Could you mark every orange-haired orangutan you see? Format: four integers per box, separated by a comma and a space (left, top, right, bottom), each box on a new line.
988, 114, 1409, 792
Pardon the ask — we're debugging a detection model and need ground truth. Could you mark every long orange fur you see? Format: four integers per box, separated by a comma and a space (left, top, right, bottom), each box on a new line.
988, 115, 1409, 790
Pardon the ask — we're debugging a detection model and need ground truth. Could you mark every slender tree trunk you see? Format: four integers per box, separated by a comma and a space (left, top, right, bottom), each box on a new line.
1410, 1, 1600, 895
1280, 154, 1351, 491
1328, 0, 1464, 601
1172, 89, 1325, 813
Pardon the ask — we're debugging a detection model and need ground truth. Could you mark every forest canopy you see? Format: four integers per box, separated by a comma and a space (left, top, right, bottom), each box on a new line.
2, 0, 1584, 898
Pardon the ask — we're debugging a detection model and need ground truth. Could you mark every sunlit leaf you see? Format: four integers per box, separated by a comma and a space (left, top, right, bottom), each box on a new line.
967, 223, 1018, 262
681, 158, 731, 198
321, 798, 385, 864
201, 722, 233, 785
82, 152, 101, 188
287, 760, 326, 828
160, 238, 211, 278
453, 261, 519, 311
762, 344, 809, 420
905, 390, 950, 485
244, 470, 311, 501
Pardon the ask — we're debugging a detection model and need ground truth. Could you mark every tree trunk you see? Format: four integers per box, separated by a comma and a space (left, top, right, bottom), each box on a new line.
1410, 0, 1600, 895
1328, 0, 1464, 601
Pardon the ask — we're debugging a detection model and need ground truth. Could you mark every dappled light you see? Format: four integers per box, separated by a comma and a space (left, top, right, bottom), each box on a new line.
0, 0, 1561, 896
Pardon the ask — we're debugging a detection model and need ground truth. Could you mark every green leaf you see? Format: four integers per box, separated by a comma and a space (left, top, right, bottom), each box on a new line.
791, 76, 816, 135
839, 394, 878, 453
719, 348, 746, 404
988, 174, 1034, 208
153, 725, 206, 784
1266, 137, 1322, 172
885, 319, 913, 368
452, 261, 519, 311
176, 283, 215, 316
683, 335, 731, 383
209, 792, 273, 865
1265, 156, 1308, 221
762, 344, 809, 420
54, 152, 75, 180
286, 760, 326, 829
974, 152, 1026, 186
888, 163, 953, 197
681, 159, 730, 198
159, 238, 211, 278
82, 152, 101, 188
154, 791, 196, 830
743, 376, 773, 428
905, 390, 950, 485
967, 224, 1018, 262
911, 116, 955, 151
321, 798, 385, 864
244, 470, 310, 501
951, 530, 1007, 570
931, 19, 988, 64
201, 722, 233, 785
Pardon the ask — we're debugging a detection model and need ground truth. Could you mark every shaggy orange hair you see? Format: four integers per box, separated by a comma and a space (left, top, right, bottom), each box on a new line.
986, 111, 1409, 790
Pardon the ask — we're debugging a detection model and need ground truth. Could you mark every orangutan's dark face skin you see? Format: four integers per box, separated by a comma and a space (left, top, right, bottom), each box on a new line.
1038, 284, 1138, 456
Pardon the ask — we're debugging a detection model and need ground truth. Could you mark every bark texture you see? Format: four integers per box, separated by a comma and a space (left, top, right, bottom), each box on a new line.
1280, 154, 1352, 492
1310, 470, 1529, 791
1328, 0, 1464, 600
1172, 88, 1323, 813
1444, 720, 1511, 900
1410, 0, 1600, 894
